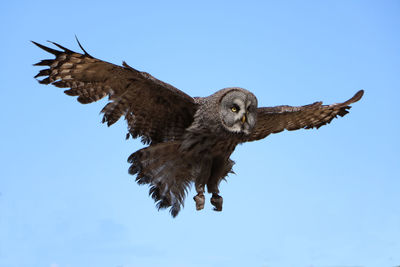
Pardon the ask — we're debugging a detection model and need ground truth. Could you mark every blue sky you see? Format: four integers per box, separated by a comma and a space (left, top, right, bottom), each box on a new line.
1, 1, 399, 267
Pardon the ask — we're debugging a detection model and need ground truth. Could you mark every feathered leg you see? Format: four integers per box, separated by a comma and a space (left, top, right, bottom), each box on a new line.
193, 182, 205, 210
207, 157, 235, 212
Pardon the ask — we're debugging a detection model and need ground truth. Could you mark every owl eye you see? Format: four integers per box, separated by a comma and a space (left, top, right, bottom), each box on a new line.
231, 105, 240, 113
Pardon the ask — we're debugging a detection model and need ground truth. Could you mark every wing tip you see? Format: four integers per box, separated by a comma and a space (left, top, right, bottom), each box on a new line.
31, 40, 61, 55
46, 40, 74, 53
347, 89, 364, 105
75, 35, 93, 58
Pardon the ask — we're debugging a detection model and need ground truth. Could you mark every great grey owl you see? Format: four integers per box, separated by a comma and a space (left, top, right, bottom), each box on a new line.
32, 40, 364, 217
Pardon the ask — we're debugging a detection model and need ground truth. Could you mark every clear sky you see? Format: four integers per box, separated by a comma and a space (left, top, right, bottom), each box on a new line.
1, 1, 399, 267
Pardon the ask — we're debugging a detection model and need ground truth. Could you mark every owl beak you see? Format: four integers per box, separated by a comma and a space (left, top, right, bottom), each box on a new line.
241, 114, 246, 124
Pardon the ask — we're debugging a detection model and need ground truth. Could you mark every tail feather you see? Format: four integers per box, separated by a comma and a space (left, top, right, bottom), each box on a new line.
128, 142, 208, 217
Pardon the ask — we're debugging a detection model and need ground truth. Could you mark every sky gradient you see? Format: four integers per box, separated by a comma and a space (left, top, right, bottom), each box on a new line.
1, 1, 400, 267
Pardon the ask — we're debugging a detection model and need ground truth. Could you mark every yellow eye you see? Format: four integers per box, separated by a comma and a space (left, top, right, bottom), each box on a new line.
231, 107, 237, 112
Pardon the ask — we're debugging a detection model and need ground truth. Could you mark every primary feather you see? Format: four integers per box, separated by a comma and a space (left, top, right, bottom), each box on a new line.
32, 40, 197, 144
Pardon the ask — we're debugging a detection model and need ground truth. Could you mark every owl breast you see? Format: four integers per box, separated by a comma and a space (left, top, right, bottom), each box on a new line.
212, 137, 239, 157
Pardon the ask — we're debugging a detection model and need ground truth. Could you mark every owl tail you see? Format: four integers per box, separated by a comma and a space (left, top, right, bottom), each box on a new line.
127, 142, 208, 217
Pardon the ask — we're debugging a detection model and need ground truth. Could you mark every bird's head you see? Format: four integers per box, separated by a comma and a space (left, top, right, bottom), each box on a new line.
219, 88, 258, 135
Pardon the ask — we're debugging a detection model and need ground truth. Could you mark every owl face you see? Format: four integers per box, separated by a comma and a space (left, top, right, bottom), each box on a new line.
219, 89, 258, 135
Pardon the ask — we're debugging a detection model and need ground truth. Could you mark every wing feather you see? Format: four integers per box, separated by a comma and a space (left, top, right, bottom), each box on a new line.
245, 90, 364, 142
32, 40, 197, 144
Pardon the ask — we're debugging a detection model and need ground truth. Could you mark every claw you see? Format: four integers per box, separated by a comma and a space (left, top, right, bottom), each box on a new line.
194, 194, 205, 210
210, 194, 223, 211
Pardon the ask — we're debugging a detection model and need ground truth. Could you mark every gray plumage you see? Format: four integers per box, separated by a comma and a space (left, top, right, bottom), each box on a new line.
33, 39, 364, 217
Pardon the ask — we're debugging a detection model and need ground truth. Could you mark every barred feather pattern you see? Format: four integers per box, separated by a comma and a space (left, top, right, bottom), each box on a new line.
246, 90, 364, 142
32, 40, 197, 144
32, 40, 364, 218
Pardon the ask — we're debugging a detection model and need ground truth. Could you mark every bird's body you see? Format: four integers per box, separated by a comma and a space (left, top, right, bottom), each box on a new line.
33, 39, 364, 217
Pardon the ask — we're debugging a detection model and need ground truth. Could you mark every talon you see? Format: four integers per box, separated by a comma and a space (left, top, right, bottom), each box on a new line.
194, 194, 205, 210
210, 194, 223, 211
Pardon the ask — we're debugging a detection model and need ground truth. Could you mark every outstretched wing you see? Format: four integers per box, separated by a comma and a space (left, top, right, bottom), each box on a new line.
33, 40, 197, 144
245, 90, 364, 142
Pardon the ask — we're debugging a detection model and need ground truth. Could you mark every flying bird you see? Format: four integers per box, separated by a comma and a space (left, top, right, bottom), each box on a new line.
32, 39, 364, 217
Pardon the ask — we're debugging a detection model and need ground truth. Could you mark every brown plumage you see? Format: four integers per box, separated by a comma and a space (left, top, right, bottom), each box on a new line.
32, 40, 196, 144
33, 39, 364, 217
246, 90, 364, 141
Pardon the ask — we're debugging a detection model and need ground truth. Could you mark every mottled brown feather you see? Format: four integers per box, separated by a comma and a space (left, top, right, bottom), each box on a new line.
127, 142, 211, 217
32, 40, 197, 144
245, 90, 364, 142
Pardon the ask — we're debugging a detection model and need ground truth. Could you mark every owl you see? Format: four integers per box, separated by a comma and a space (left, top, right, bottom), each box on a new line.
33, 39, 364, 217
